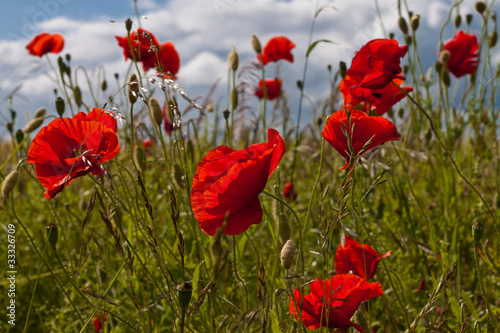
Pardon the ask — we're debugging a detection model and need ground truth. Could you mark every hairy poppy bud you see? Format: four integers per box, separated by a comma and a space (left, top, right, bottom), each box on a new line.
389, 32, 395, 39
228, 46, 239, 71
34, 107, 46, 118
45, 224, 58, 249
410, 14, 420, 31
15, 130, 24, 144
101, 80, 108, 91
148, 97, 163, 126
398, 17, 409, 35
454, 14, 462, 27
23, 117, 44, 134
2, 169, 18, 201
280, 239, 295, 270
251, 34, 262, 54
73, 86, 82, 108
441, 69, 451, 87
6, 122, 14, 134
55, 97, 65, 117
489, 30, 497, 48
472, 221, 484, 243
128, 74, 139, 104
339, 61, 347, 78
133, 146, 147, 174
475, 1, 486, 14
177, 282, 193, 309
222, 109, 230, 120
439, 50, 451, 64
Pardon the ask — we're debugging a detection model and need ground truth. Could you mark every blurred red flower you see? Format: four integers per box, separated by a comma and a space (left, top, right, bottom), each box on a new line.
258, 36, 295, 65
255, 78, 282, 100
115, 28, 159, 65
289, 274, 383, 331
191, 129, 285, 236
142, 41, 180, 77
73, 108, 118, 132
417, 279, 426, 292
93, 312, 107, 332
162, 104, 174, 136
340, 78, 413, 116
27, 116, 120, 199
283, 181, 297, 201
335, 235, 392, 280
345, 39, 408, 90
26, 33, 64, 57
441, 30, 479, 78
322, 109, 401, 170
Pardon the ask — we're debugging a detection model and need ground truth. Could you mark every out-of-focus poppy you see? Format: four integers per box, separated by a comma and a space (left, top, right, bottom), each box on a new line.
26, 33, 64, 57
441, 30, 479, 78
115, 28, 159, 64
255, 78, 282, 100
142, 41, 180, 77
258, 36, 295, 65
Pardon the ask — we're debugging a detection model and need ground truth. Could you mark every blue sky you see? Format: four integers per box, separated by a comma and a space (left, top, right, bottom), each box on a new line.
0, 0, 498, 136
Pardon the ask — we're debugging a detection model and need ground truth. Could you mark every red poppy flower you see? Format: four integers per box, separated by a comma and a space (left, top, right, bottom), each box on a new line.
335, 235, 392, 280
289, 274, 383, 331
93, 312, 107, 332
27, 117, 120, 199
417, 279, 426, 293
441, 30, 479, 78
115, 28, 159, 64
283, 181, 297, 201
26, 33, 64, 57
258, 36, 295, 65
345, 39, 408, 90
73, 108, 118, 133
340, 78, 413, 116
142, 41, 180, 77
191, 129, 285, 236
255, 79, 282, 100
322, 109, 401, 170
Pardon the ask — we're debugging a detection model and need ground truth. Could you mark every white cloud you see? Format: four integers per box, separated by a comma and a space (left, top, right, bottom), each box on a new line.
180, 51, 227, 86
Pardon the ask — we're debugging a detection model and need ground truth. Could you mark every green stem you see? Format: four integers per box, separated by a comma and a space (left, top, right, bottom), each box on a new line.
474, 241, 497, 328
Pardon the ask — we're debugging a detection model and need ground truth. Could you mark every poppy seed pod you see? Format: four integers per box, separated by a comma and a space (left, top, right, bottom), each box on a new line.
128, 74, 139, 104
228, 46, 239, 71
454, 14, 462, 27
23, 117, 45, 134
2, 169, 18, 201
148, 97, 163, 126
177, 282, 193, 309
125, 18, 133, 33
472, 221, 485, 243
101, 80, 108, 91
280, 239, 295, 270
466, 14, 473, 25
251, 34, 262, 54
439, 50, 451, 64
55, 97, 65, 117
73, 86, 82, 108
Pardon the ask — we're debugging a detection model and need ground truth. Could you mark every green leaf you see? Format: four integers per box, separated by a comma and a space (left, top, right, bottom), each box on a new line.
269, 309, 283, 333
306, 39, 336, 57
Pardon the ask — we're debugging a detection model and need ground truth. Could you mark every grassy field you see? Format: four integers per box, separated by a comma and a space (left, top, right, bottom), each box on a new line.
1, 1, 500, 332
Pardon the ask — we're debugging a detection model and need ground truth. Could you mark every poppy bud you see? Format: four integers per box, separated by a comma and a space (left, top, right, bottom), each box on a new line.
6, 122, 14, 134
1, 169, 18, 201
15, 130, 24, 144
55, 97, 65, 117
405, 35, 412, 45
133, 146, 147, 174
222, 109, 230, 120
148, 97, 163, 126
177, 282, 193, 309
45, 224, 58, 249
101, 80, 108, 91
228, 46, 239, 71
435, 61, 443, 73
73, 86, 82, 108
65, 53, 71, 63
251, 34, 262, 54
296, 80, 303, 90
339, 61, 347, 78
174, 163, 185, 189
472, 221, 485, 243
398, 17, 409, 35
441, 70, 451, 87
410, 14, 420, 31
125, 18, 133, 33
114, 72, 119, 80
439, 50, 451, 64
454, 14, 462, 27
389, 32, 395, 39
128, 74, 139, 104
34, 107, 46, 118
205, 103, 214, 112
475, 1, 486, 14
489, 30, 497, 48
231, 88, 238, 110
23, 117, 44, 134
466, 14, 473, 25
280, 239, 295, 270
